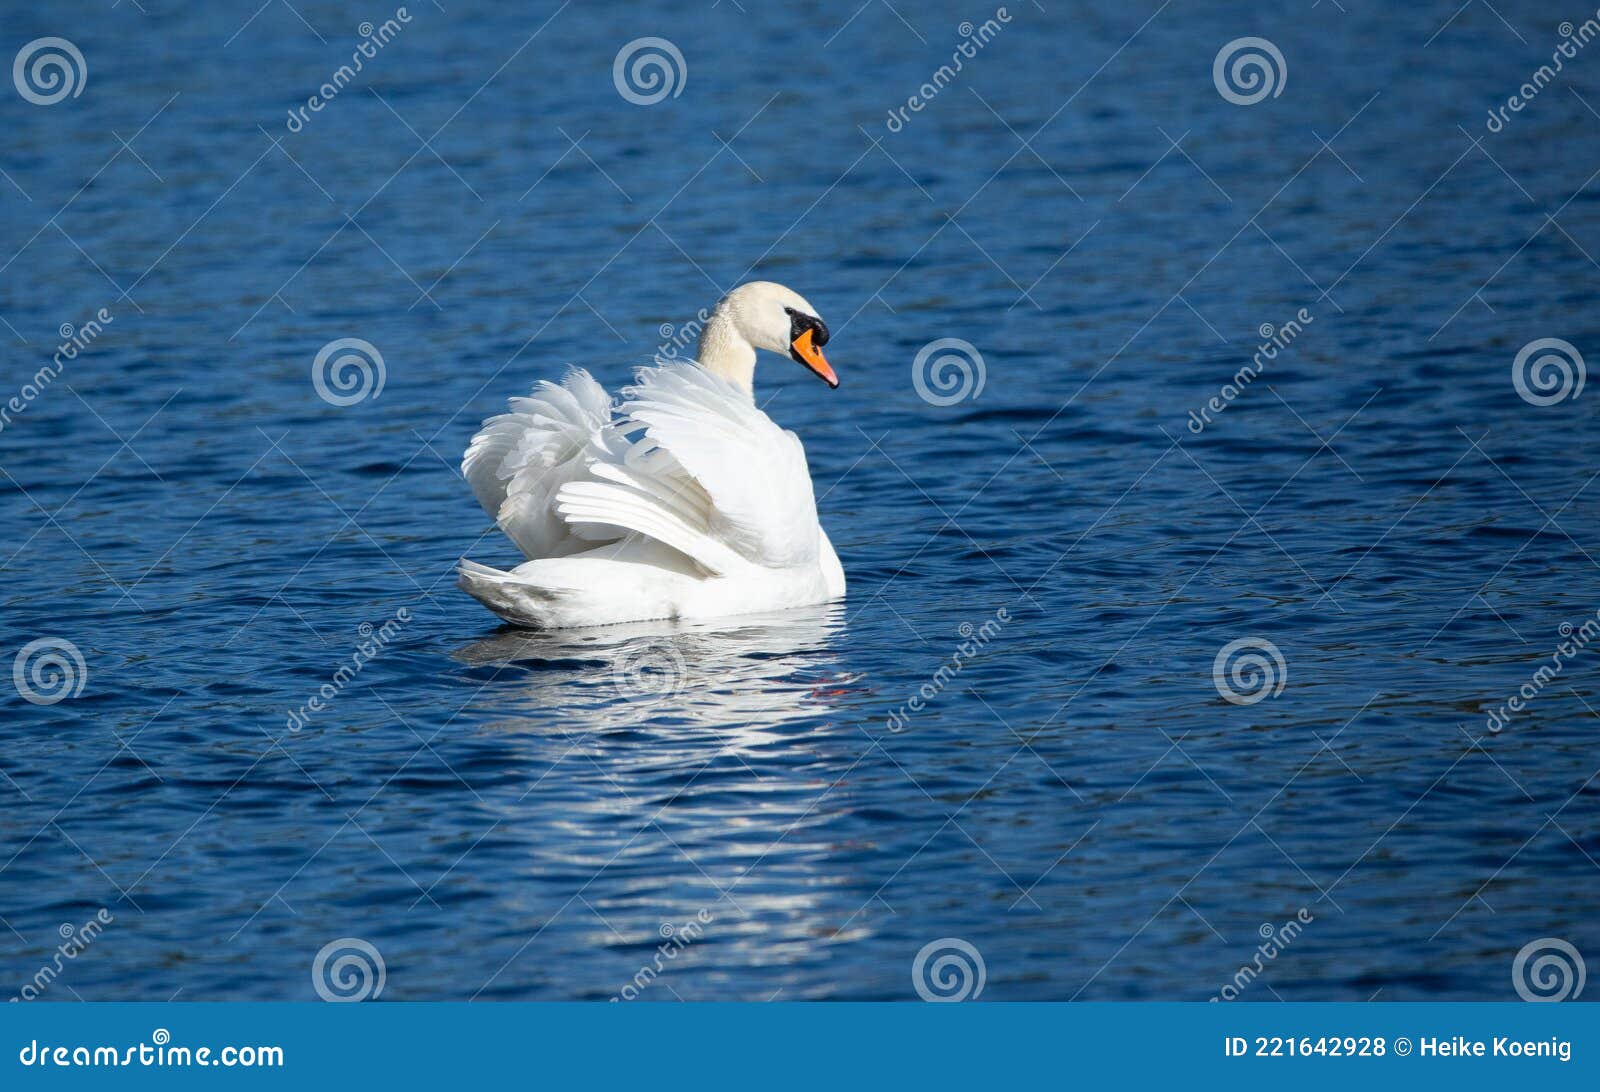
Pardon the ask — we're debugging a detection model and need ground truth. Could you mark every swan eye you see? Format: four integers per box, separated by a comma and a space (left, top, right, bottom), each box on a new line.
785, 307, 829, 347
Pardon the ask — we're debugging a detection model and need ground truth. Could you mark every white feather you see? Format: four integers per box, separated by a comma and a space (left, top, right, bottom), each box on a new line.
459, 283, 845, 628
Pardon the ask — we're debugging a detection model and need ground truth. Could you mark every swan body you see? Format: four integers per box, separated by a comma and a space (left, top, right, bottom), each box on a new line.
458, 282, 845, 629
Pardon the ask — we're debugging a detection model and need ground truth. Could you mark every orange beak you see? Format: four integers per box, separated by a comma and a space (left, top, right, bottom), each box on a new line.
790, 327, 838, 388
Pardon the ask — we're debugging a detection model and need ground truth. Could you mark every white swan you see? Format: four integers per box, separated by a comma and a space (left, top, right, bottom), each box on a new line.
458, 281, 846, 629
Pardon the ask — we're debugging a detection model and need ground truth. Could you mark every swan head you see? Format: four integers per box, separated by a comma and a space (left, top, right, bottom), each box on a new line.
697, 281, 837, 393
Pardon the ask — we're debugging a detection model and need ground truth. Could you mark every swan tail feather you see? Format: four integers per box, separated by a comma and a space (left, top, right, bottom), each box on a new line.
456, 557, 678, 629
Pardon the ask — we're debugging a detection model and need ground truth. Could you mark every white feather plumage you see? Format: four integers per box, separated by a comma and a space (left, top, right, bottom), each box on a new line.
459, 283, 845, 628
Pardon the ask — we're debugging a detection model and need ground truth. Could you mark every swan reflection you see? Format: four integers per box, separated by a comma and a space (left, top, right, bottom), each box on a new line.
449, 603, 874, 987
451, 602, 859, 748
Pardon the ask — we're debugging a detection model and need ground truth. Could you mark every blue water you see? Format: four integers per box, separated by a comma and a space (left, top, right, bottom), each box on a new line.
3, 1, 1598, 1002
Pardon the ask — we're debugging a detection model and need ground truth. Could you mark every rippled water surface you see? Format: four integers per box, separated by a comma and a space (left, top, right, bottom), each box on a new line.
3, 2, 1599, 1001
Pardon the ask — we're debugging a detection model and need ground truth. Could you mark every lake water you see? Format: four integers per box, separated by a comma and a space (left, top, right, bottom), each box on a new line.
2, 1, 1598, 1001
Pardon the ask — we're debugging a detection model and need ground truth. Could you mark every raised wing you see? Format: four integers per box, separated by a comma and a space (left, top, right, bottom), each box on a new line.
554, 364, 821, 573
462, 368, 617, 559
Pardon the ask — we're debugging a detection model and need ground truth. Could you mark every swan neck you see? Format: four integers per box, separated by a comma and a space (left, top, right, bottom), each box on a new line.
695, 307, 756, 396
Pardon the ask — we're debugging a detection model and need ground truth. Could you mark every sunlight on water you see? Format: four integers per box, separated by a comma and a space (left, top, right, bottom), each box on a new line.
1, 2, 1597, 1000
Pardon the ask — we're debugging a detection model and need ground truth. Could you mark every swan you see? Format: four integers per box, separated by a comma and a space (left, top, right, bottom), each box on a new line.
458, 281, 846, 628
